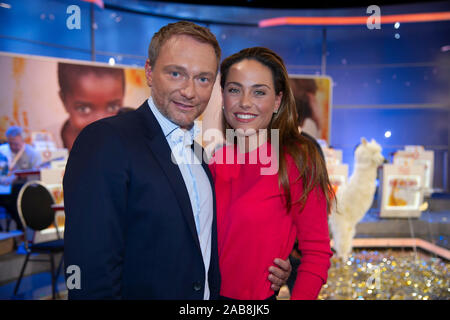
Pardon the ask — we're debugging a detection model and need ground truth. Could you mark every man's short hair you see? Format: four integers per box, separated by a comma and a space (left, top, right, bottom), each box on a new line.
5, 126, 23, 138
148, 21, 221, 70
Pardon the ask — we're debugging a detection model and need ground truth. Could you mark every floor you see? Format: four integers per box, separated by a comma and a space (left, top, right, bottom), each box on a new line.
1, 248, 447, 300
0, 270, 67, 300
0, 234, 66, 300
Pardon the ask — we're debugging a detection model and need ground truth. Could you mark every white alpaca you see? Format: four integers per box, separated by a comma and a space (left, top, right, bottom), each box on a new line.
329, 138, 385, 260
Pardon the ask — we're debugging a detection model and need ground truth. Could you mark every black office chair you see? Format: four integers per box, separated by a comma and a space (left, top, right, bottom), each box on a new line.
13, 181, 64, 299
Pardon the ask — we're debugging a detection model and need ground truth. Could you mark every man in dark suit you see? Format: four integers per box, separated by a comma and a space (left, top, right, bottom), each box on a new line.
63, 21, 290, 300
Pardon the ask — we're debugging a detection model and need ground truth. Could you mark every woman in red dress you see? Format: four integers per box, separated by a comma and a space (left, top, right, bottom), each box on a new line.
209, 47, 334, 300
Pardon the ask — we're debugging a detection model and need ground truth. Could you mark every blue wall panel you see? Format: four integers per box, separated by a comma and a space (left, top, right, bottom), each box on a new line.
0, 0, 91, 51
94, 8, 178, 58
328, 65, 449, 105
326, 22, 450, 65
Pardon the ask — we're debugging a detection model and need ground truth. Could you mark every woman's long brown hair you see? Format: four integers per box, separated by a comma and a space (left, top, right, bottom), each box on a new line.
220, 47, 335, 213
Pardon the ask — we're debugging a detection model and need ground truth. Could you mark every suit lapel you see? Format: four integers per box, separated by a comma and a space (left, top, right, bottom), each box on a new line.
136, 101, 201, 252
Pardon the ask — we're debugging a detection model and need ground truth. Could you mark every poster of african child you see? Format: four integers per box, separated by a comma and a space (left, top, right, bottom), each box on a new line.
0, 52, 150, 151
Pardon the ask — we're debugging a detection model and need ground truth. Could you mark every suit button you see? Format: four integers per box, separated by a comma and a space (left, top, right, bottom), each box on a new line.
193, 281, 202, 291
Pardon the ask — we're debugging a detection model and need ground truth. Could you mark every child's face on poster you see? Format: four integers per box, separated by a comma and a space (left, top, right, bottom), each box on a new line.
61, 72, 124, 132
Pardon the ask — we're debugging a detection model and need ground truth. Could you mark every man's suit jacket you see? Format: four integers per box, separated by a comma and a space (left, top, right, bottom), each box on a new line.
63, 101, 221, 299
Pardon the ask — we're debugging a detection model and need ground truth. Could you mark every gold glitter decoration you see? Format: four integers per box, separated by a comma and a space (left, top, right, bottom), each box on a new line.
318, 249, 449, 300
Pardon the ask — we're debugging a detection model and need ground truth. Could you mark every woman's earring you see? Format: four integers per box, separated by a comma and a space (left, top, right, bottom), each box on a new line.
222, 106, 225, 110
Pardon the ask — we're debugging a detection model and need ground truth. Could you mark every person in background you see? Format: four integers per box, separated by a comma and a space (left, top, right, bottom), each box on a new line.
210, 47, 334, 300
63, 21, 290, 300
0, 126, 41, 230
57, 63, 125, 151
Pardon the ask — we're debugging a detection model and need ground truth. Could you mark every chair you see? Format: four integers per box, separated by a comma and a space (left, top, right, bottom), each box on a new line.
13, 181, 64, 299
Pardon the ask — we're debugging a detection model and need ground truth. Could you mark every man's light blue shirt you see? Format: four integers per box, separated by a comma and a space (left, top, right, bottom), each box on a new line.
147, 97, 213, 300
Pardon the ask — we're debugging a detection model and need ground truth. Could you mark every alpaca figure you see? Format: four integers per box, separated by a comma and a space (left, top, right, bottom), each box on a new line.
329, 138, 384, 260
